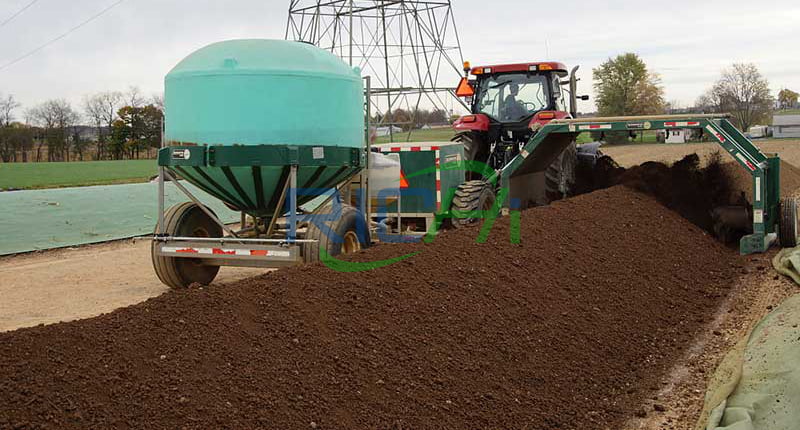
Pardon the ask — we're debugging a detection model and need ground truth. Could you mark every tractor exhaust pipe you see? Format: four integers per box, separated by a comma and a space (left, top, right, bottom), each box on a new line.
569, 65, 579, 119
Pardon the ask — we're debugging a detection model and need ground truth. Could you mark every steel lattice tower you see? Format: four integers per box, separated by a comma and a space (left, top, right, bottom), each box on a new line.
286, 0, 464, 141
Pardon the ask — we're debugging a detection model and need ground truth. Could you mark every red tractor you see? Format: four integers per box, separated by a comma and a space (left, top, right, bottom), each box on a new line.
449, 61, 595, 225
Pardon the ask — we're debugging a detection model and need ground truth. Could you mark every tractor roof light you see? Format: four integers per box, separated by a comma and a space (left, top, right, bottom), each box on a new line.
538, 63, 554, 71
463, 61, 471, 72
483, 67, 492, 74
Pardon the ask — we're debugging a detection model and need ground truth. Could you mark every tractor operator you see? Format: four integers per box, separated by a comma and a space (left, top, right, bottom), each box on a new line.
502, 83, 527, 121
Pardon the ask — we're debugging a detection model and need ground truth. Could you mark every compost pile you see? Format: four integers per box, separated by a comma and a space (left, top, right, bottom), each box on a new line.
0, 185, 740, 430
579, 153, 760, 233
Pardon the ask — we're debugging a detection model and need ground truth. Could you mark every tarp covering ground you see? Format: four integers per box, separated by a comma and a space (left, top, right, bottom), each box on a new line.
703, 292, 800, 430
0, 181, 239, 255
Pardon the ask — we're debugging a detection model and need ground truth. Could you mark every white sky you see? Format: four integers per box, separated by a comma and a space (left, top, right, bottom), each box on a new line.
0, 0, 798, 118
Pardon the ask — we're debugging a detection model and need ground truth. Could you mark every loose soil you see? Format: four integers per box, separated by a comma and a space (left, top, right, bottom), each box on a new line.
0, 186, 742, 430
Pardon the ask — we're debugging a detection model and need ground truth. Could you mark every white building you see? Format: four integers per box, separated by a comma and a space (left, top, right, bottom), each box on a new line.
773, 115, 800, 138
375, 125, 403, 137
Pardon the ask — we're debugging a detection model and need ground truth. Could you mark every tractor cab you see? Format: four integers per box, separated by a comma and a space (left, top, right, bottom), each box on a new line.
453, 62, 584, 171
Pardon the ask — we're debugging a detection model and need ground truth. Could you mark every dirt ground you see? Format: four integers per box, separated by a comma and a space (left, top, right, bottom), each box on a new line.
0, 186, 744, 429
1, 140, 799, 428
0, 240, 265, 332
603, 139, 800, 167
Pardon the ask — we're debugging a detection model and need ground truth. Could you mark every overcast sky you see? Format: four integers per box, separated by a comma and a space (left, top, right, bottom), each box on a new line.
0, 0, 798, 119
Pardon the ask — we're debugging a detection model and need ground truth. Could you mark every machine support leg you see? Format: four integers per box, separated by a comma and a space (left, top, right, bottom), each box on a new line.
288, 165, 298, 243
157, 166, 165, 235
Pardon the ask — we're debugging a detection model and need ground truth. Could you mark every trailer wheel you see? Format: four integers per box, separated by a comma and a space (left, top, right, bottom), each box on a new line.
450, 180, 496, 228
303, 204, 370, 263
780, 197, 798, 247
151, 202, 222, 289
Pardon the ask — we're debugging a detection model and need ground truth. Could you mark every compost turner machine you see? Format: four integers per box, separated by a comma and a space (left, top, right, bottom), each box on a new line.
437, 113, 797, 255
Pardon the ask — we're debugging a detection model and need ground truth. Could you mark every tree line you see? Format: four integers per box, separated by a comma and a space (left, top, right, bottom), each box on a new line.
0, 87, 163, 163
372, 108, 449, 131
592, 53, 796, 143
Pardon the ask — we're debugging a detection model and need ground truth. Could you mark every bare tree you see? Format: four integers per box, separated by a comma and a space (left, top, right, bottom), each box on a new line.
127, 86, 145, 108
30, 99, 79, 161
0, 93, 22, 162
84, 91, 123, 159
150, 93, 164, 111
701, 63, 774, 131
0, 93, 21, 127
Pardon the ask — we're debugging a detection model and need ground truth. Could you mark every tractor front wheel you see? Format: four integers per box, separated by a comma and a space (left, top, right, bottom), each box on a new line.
450, 180, 496, 228
151, 202, 222, 289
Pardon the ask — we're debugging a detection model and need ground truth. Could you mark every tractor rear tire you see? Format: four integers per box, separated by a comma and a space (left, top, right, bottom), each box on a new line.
544, 142, 577, 203
780, 197, 798, 247
450, 180, 496, 228
452, 131, 487, 179
303, 204, 370, 263
151, 202, 222, 289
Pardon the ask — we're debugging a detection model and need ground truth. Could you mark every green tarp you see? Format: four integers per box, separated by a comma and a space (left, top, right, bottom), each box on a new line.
0, 181, 239, 255
703, 291, 800, 430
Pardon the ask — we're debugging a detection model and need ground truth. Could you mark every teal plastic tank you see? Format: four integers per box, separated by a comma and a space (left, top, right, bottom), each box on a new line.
165, 39, 364, 147
159, 39, 365, 218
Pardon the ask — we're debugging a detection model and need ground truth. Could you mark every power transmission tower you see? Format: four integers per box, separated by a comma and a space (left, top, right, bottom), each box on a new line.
286, 0, 465, 141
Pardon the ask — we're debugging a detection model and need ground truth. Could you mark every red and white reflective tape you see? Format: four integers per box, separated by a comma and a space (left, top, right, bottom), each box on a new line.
381, 145, 441, 153
435, 149, 442, 210
705, 125, 727, 143
161, 246, 291, 258
735, 153, 757, 171
577, 124, 612, 131
665, 121, 700, 127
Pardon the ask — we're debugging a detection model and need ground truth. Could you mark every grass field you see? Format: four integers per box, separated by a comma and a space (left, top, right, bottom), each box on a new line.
372, 125, 668, 145
0, 159, 157, 190
374, 127, 455, 144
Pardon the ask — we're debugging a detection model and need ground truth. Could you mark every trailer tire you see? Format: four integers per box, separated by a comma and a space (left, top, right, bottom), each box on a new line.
450, 180, 496, 228
303, 204, 370, 263
780, 197, 798, 247
151, 202, 222, 289
545, 142, 577, 203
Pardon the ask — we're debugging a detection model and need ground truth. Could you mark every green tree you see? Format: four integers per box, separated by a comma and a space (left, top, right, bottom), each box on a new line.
110, 104, 163, 159
778, 88, 799, 110
593, 53, 665, 117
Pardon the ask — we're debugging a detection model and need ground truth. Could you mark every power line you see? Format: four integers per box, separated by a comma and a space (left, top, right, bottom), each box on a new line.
0, 0, 126, 72
0, 0, 40, 28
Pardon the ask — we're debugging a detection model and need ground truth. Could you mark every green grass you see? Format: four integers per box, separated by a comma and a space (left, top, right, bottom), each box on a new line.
374, 127, 455, 144
373, 126, 669, 146
775, 109, 800, 116
0, 159, 157, 190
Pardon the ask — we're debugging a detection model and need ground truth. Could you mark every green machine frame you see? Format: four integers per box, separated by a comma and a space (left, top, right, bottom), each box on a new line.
451, 114, 779, 255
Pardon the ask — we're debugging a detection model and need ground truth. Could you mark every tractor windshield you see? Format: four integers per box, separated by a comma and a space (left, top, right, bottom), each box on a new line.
476, 73, 549, 122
